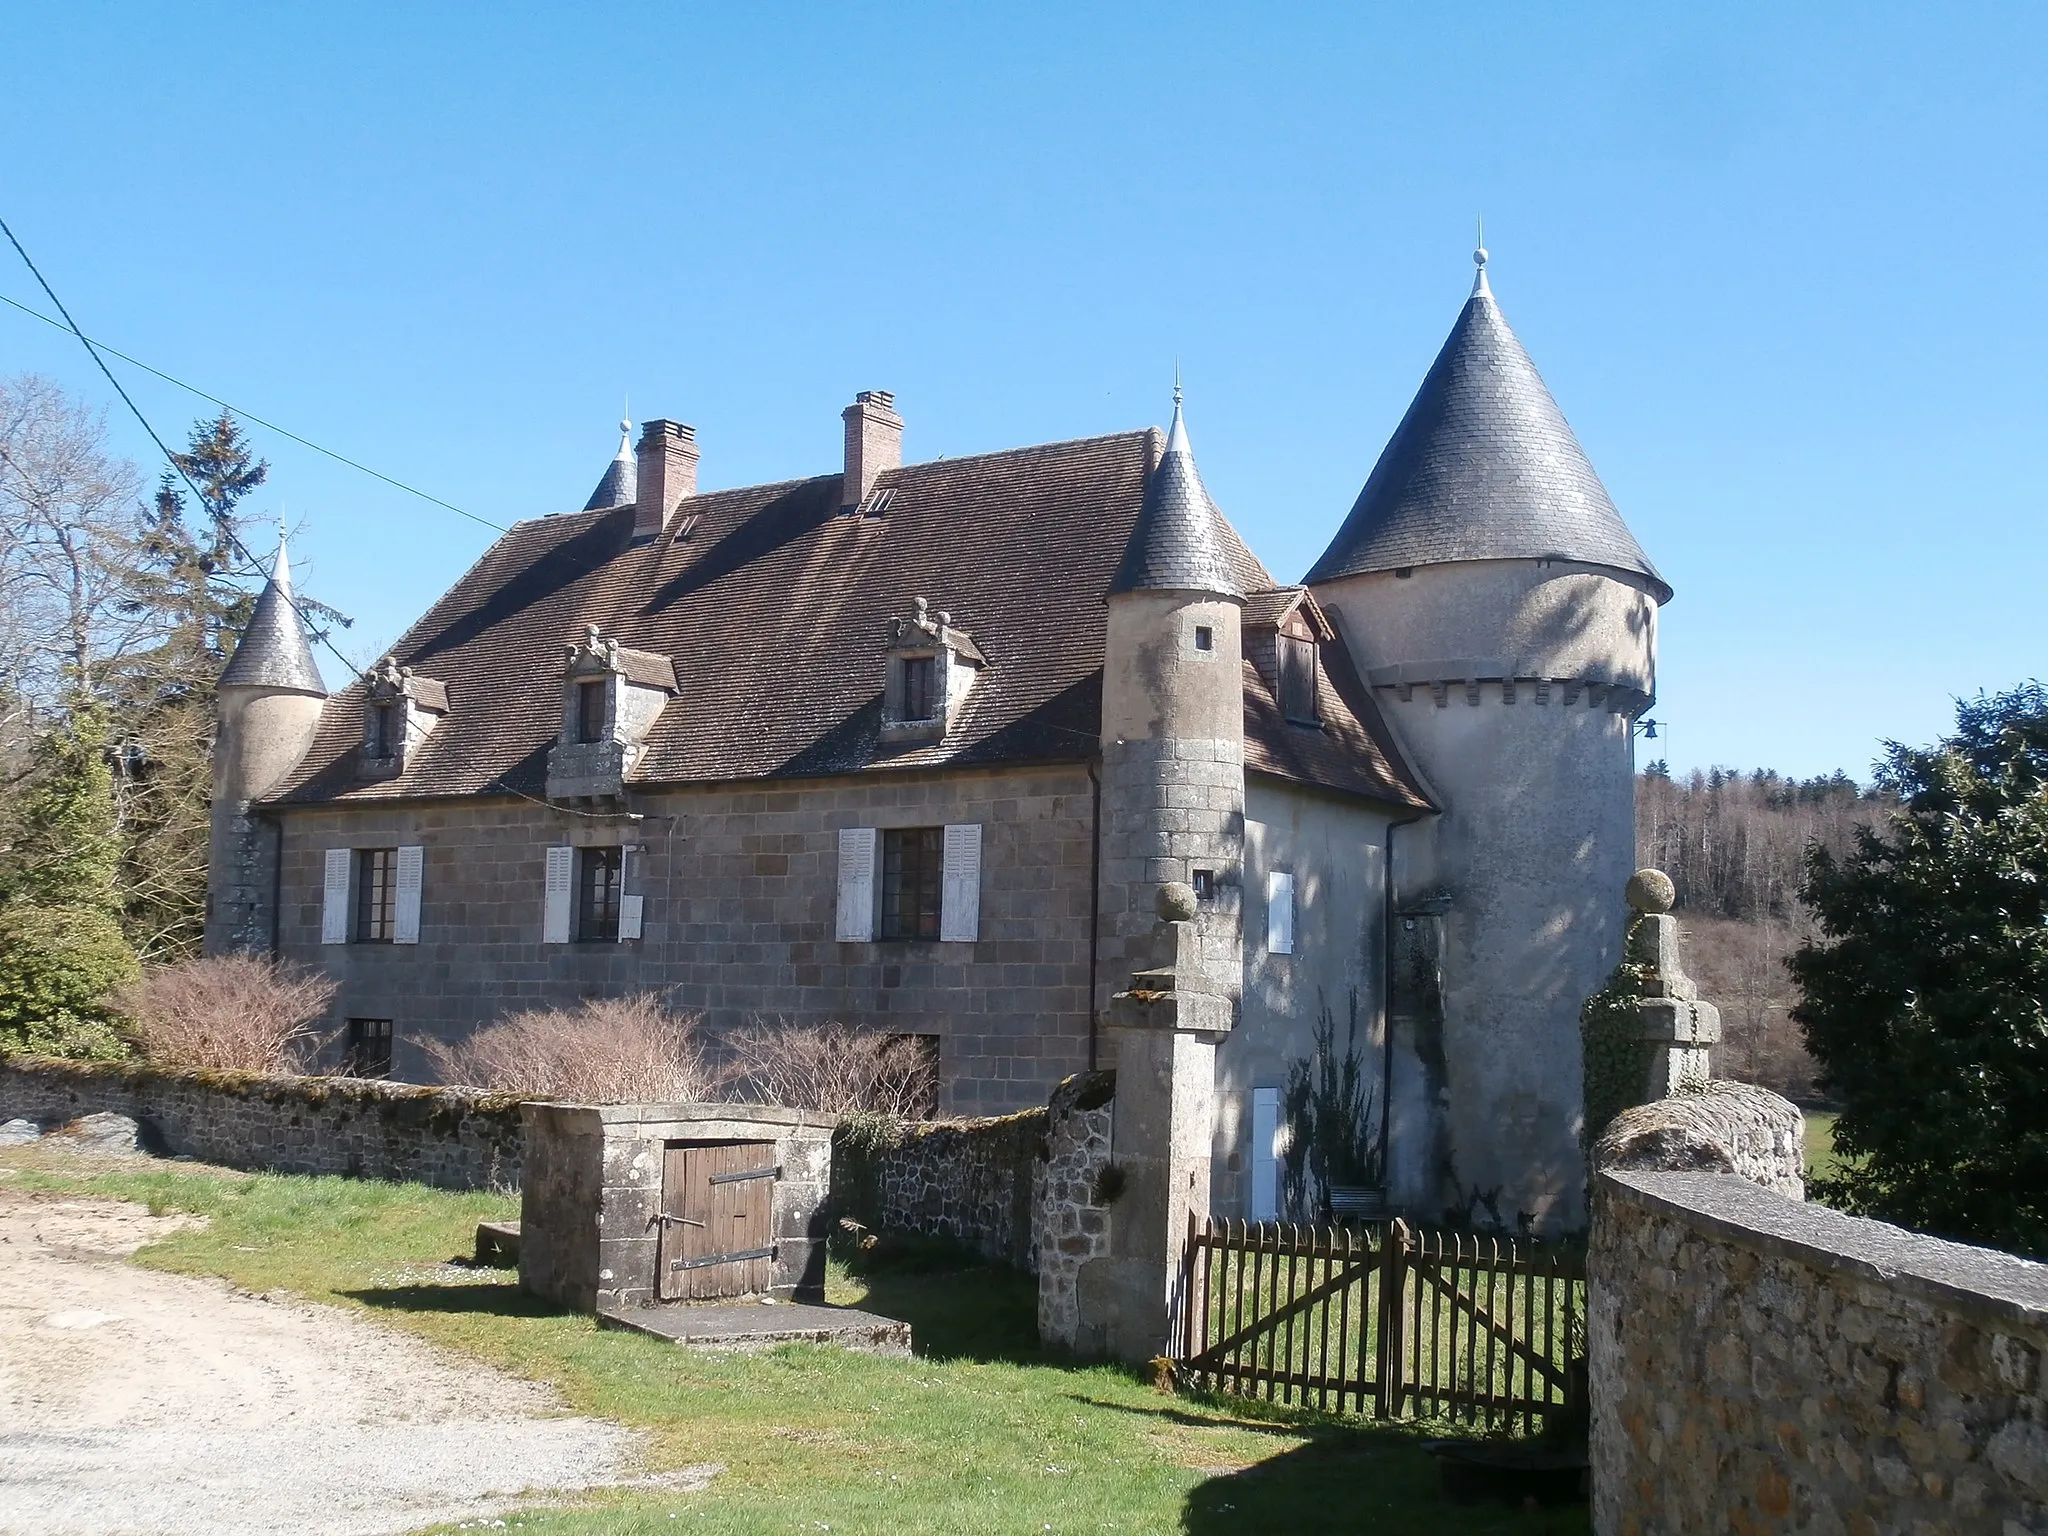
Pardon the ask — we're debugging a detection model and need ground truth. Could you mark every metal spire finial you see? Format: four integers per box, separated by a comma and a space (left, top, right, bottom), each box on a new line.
1472, 216, 1491, 298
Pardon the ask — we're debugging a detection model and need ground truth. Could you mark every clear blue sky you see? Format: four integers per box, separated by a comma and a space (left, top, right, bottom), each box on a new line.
4, 4, 2042, 781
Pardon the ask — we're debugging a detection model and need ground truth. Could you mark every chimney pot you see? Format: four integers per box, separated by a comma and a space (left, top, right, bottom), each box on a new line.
842, 390, 903, 509
635, 419, 698, 539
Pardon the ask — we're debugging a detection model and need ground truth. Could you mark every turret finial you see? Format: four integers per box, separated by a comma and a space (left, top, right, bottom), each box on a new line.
1472, 217, 1491, 299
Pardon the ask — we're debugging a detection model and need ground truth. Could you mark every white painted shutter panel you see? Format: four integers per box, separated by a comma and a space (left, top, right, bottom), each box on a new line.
618, 846, 643, 941
542, 845, 573, 944
320, 848, 351, 945
835, 827, 876, 942
393, 845, 423, 944
940, 823, 982, 943
1250, 1087, 1281, 1222
1266, 870, 1295, 955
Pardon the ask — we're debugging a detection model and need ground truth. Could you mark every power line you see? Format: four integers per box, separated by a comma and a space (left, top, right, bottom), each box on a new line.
0, 289, 505, 534
0, 212, 366, 681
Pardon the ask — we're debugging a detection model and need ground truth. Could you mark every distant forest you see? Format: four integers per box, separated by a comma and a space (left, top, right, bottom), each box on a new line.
1636, 762, 1893, 1102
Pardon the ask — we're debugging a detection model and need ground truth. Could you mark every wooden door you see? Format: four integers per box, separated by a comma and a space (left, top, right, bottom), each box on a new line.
657, 1141, 778, 1300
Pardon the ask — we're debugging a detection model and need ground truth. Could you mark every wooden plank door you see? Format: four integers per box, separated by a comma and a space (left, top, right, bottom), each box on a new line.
657, 1141, 777, 1300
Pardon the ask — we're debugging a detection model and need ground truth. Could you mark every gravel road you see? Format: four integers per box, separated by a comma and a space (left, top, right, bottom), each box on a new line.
0, 1184, 670, 1535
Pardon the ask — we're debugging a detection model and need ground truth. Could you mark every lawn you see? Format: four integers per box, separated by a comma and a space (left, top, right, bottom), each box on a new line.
1805, 1109, 1842, 1184
0, 1147, 1588, 1535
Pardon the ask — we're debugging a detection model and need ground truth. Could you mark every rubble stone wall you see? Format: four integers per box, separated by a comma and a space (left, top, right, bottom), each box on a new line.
1593, 1079, 1805, 1199
0, 1056, 524, 1191
1591, 1168, 2048, 1534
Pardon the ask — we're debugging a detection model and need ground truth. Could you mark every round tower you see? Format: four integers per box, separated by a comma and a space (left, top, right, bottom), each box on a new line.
206, 530, 328, 954
1306, 250, 1670, 1233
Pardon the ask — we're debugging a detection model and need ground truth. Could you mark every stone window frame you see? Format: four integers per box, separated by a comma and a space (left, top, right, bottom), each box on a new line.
880, 598, 986, 746
358, 657, 449, 781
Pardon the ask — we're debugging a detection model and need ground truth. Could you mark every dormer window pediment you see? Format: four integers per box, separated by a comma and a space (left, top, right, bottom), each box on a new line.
881, 596, 986, 745
358, 656, 449, 780
546, 625, 678, 803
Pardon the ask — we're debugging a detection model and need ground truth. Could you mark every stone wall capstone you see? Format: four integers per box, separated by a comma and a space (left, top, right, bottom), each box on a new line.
0, 1056, 524, 1191
1591, 1168, 2048, 1534
1593, 1079, 1805, 1199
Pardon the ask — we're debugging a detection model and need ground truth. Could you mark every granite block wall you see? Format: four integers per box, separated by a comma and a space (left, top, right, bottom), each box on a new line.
0, 1056, 524, 1190
1591, 1168, 2048, 1534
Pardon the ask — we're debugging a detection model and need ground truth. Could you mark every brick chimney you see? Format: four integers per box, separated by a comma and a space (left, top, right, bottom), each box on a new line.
634, 420, 698, 539
841, 391, 902, 509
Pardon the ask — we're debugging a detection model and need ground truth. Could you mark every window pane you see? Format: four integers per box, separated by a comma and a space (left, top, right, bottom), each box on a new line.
356, 848, 397, 941
369, 704, 394, 757
577, 680, 607, 743
578, 847, 622, 940
345, 1019, 393, 1078
903, 657, 935, 720
880, 827, 942, 940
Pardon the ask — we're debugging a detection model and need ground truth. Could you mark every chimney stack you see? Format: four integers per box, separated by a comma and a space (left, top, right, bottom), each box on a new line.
841, 390, 902, 509
634, 420, 698, 540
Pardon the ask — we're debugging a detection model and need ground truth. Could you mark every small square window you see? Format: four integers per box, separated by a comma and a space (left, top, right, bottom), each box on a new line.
356, 848, 397, 942
343, 1018, 393, 1078
1192, 868, 1216, 902
575, 679, 608, 744
902, 656, 937, 721
367, 703, 396, 758
1193, 625, 1214, 653
880, 827, 943, 941
577, 846, 623, 941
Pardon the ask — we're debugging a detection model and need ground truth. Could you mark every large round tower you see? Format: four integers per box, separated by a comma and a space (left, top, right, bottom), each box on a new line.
206, 531, 328, 955
1306, 251, 1670, 1233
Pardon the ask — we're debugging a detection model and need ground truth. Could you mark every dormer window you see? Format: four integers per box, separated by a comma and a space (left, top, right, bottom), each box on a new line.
545, 625, 678, 805
576, 679, 608, 744
881, 597, 987, 746
358, 656, 449, 781
1279, 635, 1320, 725
367, 703, 396, 759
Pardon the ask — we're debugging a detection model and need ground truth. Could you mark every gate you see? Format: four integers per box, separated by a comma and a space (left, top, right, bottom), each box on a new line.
1172, 1216, 1584, 1429
656, 1141, 779, 1300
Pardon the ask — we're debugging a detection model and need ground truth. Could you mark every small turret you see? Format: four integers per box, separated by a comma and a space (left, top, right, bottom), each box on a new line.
582, 418, 638, 512
206, 530, 328, 955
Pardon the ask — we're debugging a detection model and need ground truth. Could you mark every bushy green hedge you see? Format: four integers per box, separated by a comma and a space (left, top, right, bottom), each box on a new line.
0, 902, 136, 1061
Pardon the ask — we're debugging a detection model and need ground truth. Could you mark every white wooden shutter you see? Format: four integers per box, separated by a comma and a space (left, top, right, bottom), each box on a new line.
321, 848, 351, 944
835, 827, 877, 942
618, 845, 643, 941
940, 823, 982, 943
1266, 870, 1295, 955
542, 845, 573, 944
1250, 1087, 1281, 1222
393, 845, 423, 944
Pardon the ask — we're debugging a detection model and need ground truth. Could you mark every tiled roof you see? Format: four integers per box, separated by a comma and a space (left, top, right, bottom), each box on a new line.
1306, 284, 1670, 601
270, 429, 1426, 809
218, 535, 325, 696
1109, 399, 1242, 598
582, 425, 637, 512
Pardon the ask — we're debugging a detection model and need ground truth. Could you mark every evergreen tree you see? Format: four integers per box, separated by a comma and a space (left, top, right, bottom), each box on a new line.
1791, 683, 2048, 1257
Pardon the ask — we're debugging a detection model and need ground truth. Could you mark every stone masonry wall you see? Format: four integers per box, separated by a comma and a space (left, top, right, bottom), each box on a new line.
1594, 1080, 1805, 1200
273, 761, 1096, 1116
1591, 1168, 2048, 1534
0, 1057, 524, 1191
842, 1109, 1046, 1269
1034, 1070, 1116, 1350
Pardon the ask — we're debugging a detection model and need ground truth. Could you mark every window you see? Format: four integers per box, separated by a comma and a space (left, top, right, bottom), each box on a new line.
356, 848, 398, 942
575, 679, 608, 744
368, 703, 396, 757
1193, 624, 1214, 653
1191, 868, 1216, 902
880, 827, 943, 941
1266, 869, 1296, 955
1278, 635, 1320, 724
1249, 1087, 1281, 1221
343, 1019, 393, 1078
577, 846, 623, 941
902, 656, 937, 721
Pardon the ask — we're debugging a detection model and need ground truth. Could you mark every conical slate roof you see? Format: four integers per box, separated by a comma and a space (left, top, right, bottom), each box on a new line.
1109, 392, 1242, 599
1306, 260, 1669, 601
218, 531, 326, 695
582, 420, 638, 511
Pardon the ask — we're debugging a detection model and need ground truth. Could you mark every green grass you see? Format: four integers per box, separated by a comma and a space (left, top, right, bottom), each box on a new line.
1805, 1110, 1843, 1184
0, 1149, 1588, 1535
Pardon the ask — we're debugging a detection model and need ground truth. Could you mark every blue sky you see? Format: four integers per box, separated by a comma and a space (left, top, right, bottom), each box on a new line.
3, 3, 2042, 781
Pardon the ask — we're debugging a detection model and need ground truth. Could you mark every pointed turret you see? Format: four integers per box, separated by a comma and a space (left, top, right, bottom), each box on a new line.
582, 418, 639, 511
1306, 248, 1668, 601
218, 529, 326, 695
1111, 389, 1241, 599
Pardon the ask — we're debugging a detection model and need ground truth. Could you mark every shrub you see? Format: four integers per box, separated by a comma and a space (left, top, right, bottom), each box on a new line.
429, 992, 731, 1103
119, 953, 336, 1072
724, 1019, 938, 1117
0, 901, 137, 1060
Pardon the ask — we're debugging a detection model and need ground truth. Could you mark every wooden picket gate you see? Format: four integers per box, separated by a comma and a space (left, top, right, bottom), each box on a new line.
1171, 1216, 1584, 1430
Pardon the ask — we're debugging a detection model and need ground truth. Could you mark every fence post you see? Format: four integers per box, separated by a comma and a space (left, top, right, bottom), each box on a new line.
1174, 1207, 1198, 1365
1376, 1217, 1410, 1419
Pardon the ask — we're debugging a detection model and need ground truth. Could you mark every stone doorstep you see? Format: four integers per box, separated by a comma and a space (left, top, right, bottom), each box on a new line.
598, 1301, 912, 1357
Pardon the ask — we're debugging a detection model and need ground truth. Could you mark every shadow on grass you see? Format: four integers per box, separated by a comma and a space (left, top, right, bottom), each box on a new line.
841, 1262, 1042, 1363
340, 1281, 565, 1319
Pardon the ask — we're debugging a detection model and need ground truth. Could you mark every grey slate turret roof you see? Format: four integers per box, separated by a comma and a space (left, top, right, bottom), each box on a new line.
1109, 392, 1243, 599
582, 420, 638, 511
218, 530, 326, 695
1306, 262, 1670, 602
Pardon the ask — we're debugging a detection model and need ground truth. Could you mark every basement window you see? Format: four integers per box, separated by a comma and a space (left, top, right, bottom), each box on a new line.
343, 1019, 394, 1078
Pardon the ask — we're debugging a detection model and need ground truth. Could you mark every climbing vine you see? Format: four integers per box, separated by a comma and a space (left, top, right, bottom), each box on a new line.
1580, 916, 1651, 1148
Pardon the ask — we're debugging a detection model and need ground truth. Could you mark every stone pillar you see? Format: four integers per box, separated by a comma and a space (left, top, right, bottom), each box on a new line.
1624, 868, 1721, 1098
1081, 883, 1229, 1363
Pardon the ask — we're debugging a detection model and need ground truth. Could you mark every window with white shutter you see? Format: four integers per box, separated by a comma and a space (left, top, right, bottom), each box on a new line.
618, 846, 643, 942
939, 823, 981, 943
1250, 1086, 1281, 1221
1266, 870, 1296, 955
320, 848, 351, 945
542, 845, 573, 944
393, 845, 423, 944
835, 827, 877, 942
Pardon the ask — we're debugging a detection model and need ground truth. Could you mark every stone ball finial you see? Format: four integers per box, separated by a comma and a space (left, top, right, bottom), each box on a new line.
1156, 882, 1199, 923
1626, 867, 1676, 914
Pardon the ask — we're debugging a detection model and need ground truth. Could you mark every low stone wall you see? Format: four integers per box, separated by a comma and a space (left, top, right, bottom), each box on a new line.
1034, 1070, 1115, 1348
0, 1056, 525, 1191
1594, 1079, 1805, 1199
1591, 1168, 2048, 1534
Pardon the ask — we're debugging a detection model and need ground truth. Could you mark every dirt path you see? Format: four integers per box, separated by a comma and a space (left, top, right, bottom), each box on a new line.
0, 1186, 660, 1535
